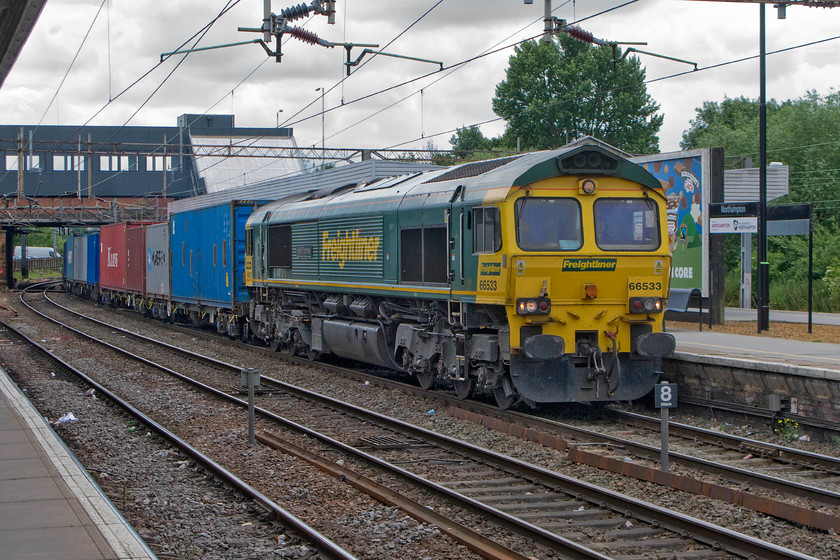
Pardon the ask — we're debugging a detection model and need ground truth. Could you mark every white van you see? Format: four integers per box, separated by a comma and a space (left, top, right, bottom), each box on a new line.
13, 246, 61, 260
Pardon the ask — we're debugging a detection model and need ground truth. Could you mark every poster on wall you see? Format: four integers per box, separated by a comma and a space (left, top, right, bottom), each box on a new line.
631, 149, 709, 294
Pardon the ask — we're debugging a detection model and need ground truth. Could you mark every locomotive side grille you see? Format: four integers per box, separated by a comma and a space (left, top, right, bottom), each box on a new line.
422, 155, 522, 184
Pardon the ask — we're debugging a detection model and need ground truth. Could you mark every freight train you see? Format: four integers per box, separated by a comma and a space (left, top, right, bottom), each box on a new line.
63, 141, 676, 408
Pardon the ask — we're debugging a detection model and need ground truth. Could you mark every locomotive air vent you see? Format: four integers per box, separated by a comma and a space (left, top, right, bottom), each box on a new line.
558, 150, 619, 174
423, 155, 522, 184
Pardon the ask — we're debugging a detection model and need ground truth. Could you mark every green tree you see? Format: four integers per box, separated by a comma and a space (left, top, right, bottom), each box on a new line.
449, 125, 491, 159
681, 91, 840, 224
682, 90, 840, 310
492, 36, 663, 153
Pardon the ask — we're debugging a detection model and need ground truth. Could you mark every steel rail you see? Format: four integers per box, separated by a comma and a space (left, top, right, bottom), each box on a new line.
670, 394, 840, 434
54, 290, 840, 528
604, 407, 840, 473
6, 294, 358, 560
30, 288, 580, 560
455, 402, 840, 509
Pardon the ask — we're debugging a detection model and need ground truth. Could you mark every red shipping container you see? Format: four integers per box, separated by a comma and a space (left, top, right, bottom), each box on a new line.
100, 223, 145, 292
126, 225, 146, 294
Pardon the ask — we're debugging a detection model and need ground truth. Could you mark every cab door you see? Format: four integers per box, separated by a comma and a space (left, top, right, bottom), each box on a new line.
447, 186, 465, 299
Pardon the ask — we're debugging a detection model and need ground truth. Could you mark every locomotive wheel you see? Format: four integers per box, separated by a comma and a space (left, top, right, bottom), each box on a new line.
416, 370, 435, 390
453, 377, 475, 400
493, 377, 517, 410
292, 330, 310, 357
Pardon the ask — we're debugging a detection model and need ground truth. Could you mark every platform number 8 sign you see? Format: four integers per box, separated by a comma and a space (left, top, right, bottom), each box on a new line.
655, 382, 677, 408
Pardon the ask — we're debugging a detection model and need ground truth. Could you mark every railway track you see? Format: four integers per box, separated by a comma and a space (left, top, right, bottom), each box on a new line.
4, 284, 357, 560
19, 287, 826, 560
128, 294, 840, 529
674, 394, 840, 435
17, 285, 544, 560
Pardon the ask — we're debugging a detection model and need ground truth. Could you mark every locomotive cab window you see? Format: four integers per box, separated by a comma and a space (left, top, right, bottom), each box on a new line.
594, 198, 661, 251
267, 224, 292, 268
515, 197, 582, 251
473, 207, 502, 254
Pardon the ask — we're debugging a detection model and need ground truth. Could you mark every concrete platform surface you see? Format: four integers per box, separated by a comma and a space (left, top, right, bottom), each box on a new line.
672, 308, 840, 373
0, 369, 156, 560
672, 329, 840, 374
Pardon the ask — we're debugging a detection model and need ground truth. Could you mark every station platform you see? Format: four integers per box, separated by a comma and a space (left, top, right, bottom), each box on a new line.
666, 308, 840, 423
0, 369, 156, 560
671, 307, 840, 373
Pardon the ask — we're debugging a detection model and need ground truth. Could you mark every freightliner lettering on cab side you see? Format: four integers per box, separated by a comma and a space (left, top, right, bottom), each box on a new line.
561, 258, 617, 272
480, 262, 502, 276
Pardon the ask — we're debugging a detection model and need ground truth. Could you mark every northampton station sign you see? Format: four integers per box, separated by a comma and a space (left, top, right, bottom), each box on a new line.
709, 202, 758, 234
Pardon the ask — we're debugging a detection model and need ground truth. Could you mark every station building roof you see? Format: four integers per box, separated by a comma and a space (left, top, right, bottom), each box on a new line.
0, 114, 303, 200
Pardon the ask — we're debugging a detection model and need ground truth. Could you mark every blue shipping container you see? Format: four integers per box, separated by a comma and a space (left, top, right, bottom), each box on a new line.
169, 201, 264, 311
63, 236, 74, 281
87, 233, 100, 285
70, 232, 99, 285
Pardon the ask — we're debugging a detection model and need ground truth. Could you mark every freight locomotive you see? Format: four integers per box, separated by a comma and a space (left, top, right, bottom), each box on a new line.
63, 141, 676, 408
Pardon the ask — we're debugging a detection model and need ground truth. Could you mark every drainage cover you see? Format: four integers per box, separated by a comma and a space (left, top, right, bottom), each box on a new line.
358, 435, 425, 449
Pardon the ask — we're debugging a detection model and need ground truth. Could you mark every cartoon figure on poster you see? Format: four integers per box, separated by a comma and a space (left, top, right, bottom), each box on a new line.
639, 156, 703, 289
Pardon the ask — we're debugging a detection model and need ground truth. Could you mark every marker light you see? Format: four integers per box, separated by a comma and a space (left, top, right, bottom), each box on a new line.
629, 297, 664, 314
516, 297, 551, 315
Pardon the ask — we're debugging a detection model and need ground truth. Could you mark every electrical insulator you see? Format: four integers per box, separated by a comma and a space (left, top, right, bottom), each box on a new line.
565, 26, 595, 44
288, 26, 333, 48
280, 3, 310, 21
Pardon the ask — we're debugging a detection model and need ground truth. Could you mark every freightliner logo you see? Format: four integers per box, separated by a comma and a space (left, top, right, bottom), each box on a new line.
479, 262, 502, 276
562, 258, 617, 272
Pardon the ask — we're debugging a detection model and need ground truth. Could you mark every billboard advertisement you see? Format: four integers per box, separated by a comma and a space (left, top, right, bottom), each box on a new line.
632, 149, 710, 294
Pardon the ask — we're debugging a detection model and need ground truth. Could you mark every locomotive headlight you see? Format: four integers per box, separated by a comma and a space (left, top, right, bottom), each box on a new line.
629, 297, 663, 314
517, 297, 551, 315
579, 178, 597, 195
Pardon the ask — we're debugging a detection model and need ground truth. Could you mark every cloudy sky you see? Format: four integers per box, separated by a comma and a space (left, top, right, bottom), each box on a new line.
1, 0, 838, 155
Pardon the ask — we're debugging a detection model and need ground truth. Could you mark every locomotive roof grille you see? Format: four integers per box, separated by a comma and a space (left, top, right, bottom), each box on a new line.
422, 155, 523, 184
303, 182, 357, 200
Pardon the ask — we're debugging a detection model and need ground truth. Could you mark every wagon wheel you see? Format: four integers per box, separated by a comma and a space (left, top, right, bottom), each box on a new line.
493, 376, 517, 410
453, 376, 475, 400
270, 337, 283, 353
189, 311, 202, 327
416, 369, 435, 390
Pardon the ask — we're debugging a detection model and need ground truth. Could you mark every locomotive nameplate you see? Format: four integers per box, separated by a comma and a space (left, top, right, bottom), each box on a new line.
627, 276, 664, 294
